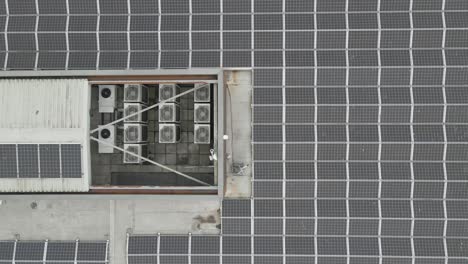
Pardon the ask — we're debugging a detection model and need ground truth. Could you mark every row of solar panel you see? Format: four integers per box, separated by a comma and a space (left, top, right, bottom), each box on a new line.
4, 31, 468, 50
254, 106, 468, 124
0, 241, 107, 261
222, 218, 468, 236
253, 144, 468, 161
222, 199, 468, 217
4, 0, 468, 14
253, 68, 468, 86
253, 125, 468, 142
0, 144, 82, 178
2, 13, 468, 31
252, 181, 468, 199
5, 52, 468, 69
253, 162, 468, 180
223, 199, 468, 218
254, 97, 468, 108
127, 235, 468, 258
3, 34, 468, 66
129, 256, 468, 264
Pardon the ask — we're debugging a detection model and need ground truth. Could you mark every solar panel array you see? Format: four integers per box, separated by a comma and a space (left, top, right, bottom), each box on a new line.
0, 144, 82, 178
3, 0, 468, 263
0, 240, 109, 263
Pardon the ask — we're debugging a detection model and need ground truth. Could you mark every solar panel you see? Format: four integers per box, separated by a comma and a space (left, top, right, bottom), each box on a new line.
0, 242, 14, 260
0, 145, 17, 178
60, 144, 81, 178
39, 144, 60, 178
76, 242, 107, 261
46, 242, 76, 261
190, 236, 219, 255
159, 236, 188, 254
15, 242, 44, 260
18, 145, 39, 178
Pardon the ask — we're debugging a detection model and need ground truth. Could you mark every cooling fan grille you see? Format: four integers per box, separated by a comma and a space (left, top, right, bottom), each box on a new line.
125, 146, 139, 162
125, 105, 138, 121
195, 125, 210, 144
125, 126, 139, 142
125, 85, 139, 101
195, 105, 210, 123
195, 84, 210, 102
160, 105, 174, 122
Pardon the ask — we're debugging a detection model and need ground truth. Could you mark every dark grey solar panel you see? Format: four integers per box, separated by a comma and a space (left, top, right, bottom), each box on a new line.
128, 236, 158, 254
0, 241, 14, 260
160, 256, 188, 264
160, 51, 189, 68
0, 145, 17, 178
100, 16, 128, 31
286, 219, 314, 235
254, 236, 282, 255
46, 242, 75, 261
128, 255, 158, 264
17, 146, 39, 178
285, 199, 314, 217
76, 242, 107, 261
60, 144, 82, 178
381, 238, 412, 256
317, 237, 346, 255
285, 237, 314, 255
39, 144, 60, 178
222, 199, 250, 217
191, 236, 219, 255
254, 199, 283, 217
348, 200, 379, 218
99, 52, 128, 69
254, 218, 282, 235
414, 220, 444, 237
99, 0, 127, 14
317, 199, 346, 217
349, 238, 379, 256
285, 181, 314, 198
161, 15, 189, 31
39, 52, 67, 70
349, 219, 379, 236
253, 162, 283, 180
253, 181, 282, 198
129, 0, 158, 13
8, 16, 36, 32
15, 242, 44, 260
191, 256, 219, 264
222, 236, 250, 255
159, 236, 188, 254
222, 218, 250, 235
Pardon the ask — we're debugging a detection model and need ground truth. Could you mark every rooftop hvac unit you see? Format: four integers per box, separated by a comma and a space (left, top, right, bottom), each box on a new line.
124, 84, 149, 104
159, 124, 181, 143
98, 85, 117, 113
123, 144, 147, 164
124, 123, 148, 143
194, 124, 211, 144
194, 84, 211, 102
159, 84, 180, 102
194, 103, 211, 123
124, 103, 148, 123
159, 103, 180, 123
98, 125, 115, 153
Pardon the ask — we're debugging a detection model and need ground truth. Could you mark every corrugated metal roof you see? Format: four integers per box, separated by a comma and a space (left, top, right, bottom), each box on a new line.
0, 79, 85, 129
0, 79, 90, 192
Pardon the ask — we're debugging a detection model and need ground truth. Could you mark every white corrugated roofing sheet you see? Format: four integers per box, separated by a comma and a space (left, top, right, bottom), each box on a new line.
0, 79, 90, 192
